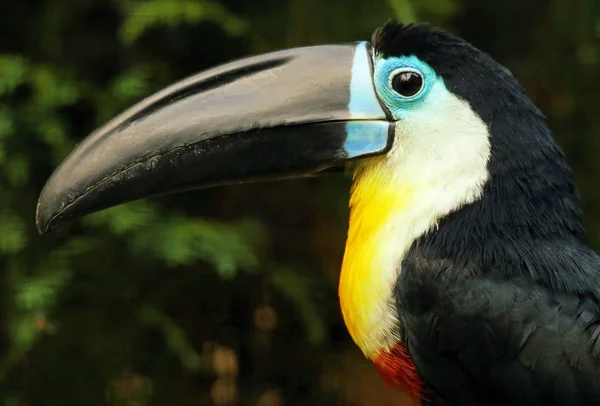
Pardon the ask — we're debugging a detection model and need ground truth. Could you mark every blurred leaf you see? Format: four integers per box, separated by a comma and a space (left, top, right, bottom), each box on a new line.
3, 257, 72, 375
387, 0, 417, 22
578, 43, 600, 64
5, 315, 43, 367
120, 0, 247, 45
129, 216, 265, 278
36, 117, 73, 164
4, 155, 30, 186
271, 266, 326, 344
0, 55, 27, 95
86, 203, 265, 277
0, 106, 14, 141
137, 304, 208, 372
84, 201, 160, 235
419, 0, 460, 18
0, 210, 26, 254
111, 69, 151, 102
14, 268, 71, 312
30, 66, 79, 108
3, 396, 27, 406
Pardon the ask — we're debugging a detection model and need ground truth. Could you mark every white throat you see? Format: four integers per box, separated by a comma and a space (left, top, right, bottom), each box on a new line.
339, 89, 492, 358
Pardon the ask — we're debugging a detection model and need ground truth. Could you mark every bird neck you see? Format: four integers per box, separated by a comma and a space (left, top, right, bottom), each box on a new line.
408, 107, 599, 291
339, 163, 409, 357
339, 150, 489, 357
338, 93, 597, 358
339, 85, 492, 358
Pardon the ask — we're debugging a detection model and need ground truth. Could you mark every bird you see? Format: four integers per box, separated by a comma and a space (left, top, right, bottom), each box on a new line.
36, 21, 600, 405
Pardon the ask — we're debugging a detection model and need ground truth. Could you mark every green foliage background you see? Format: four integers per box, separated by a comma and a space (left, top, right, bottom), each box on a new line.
1, 0, 599, 404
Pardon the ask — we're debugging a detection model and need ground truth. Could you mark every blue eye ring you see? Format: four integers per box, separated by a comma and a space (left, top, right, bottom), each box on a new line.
388, 67, 425, 99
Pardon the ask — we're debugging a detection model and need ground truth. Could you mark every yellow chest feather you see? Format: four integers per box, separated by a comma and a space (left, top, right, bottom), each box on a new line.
339, 162, 413, 358
338, 84, 492, 359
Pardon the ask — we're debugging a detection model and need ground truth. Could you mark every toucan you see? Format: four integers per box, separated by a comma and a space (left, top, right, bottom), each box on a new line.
36, 21, 600, 405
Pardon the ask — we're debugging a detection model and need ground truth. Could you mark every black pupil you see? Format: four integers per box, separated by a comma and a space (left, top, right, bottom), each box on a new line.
392, 71, 423, 97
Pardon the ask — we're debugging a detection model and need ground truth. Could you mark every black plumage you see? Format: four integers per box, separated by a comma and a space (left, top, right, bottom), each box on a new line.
374, 22, 600, 405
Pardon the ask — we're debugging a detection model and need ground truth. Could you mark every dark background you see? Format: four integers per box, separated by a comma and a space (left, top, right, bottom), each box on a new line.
1, 0, 599, 404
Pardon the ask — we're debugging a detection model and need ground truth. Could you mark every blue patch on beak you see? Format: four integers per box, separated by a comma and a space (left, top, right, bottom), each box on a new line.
344, 121, 389, 158
344, 42, 390, 159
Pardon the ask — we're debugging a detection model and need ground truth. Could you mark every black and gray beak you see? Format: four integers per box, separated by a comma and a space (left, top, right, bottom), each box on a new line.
36, 42, 394, 233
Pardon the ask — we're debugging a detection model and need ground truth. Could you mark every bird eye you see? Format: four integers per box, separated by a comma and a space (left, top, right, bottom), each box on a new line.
390, 70, 424, 98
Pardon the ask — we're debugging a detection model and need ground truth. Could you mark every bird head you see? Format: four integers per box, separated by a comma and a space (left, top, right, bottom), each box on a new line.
30, 23, 466, 230
337, 23, 583, 358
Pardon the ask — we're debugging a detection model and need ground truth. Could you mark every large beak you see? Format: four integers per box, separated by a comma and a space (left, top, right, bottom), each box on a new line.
36, 42, 393, 233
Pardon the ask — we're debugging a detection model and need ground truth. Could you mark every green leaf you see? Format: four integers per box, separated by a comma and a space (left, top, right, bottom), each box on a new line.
84, 201, 160, 235
271, 267, 326, 344
30, 66, 79, 108
14, 268, 71, 312
0, 106, 15, 141
419, 0, 460, 18
6, 315, 42, 363
0, 210, 27, 254
38, 119, 65, 146
131, 216, 265, 278
86, 203, 264, 278
387, 0, 418, 22
120, 0, 247, 45
137, 304, 208, 372
0, 55, 27, 95
4, 154, 30, 186
111, 69, 150, 102
3, 257, 72, 374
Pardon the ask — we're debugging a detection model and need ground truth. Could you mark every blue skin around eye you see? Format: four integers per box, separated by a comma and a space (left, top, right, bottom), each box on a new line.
373, 55, 442, 120
344, 50, 445, 158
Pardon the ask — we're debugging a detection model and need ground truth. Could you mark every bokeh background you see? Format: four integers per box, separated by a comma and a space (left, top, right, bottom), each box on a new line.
1, 0, 600, 404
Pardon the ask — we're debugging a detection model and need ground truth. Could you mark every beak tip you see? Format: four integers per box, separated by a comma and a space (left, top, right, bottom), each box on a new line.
35, 222, 47, 235
35, 202, 51, 235
36, 188, 64, 235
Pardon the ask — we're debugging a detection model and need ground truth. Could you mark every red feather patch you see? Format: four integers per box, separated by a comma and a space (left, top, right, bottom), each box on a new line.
373, 342, 425, 404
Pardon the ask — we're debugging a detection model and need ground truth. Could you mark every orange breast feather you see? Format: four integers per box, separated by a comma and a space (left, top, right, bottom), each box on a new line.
373, 342, 425, 404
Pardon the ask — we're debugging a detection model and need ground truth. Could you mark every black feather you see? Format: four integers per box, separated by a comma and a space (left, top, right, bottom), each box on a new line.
372, 21, 600, 292
373, 22, 600, 405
